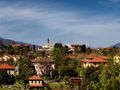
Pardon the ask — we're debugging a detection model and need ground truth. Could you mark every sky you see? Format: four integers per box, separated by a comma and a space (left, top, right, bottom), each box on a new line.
0, 0, 120, 47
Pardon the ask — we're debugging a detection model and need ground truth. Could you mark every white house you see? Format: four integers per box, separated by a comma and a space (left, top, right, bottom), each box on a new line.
0, 64, 15, 75
31, 57, 55, 78
28, 75, 44, 90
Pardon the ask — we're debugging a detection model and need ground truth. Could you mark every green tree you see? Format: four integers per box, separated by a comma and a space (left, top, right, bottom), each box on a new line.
58, 59, 78, 77
80, 44, 86, 53
6, 45, 15, 55
53, 43, 65, 67
17, 57, 35, 81
0, 70, 15, 84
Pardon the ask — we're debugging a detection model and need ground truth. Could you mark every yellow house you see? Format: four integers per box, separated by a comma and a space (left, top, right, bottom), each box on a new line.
113, 56, 120, 64
81, 55, 108, 68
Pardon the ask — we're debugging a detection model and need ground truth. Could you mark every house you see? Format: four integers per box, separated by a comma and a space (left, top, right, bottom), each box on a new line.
31, 57, 55, 78
65, 44, 86, 54
28, 75, 44, 90
81, 55, 108, 68
113, 56, 120, 64
0, 64, 15, 75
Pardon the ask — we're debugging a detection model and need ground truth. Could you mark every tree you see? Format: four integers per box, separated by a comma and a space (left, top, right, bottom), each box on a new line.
64, 45, 69, 54
80, 44, 86, 53
54, 43, 63, 48
53, 43, 65, 67
84, 62, 120, 90
17, 57, 35, 81
84, 66, 99, 84
58, 59, 78, 77
6, 45, 15, 55
0, 70, 15, 84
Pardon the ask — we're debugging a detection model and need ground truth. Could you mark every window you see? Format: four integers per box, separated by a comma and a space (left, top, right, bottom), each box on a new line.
31, 81, 33, 83
7, 70, 10, 74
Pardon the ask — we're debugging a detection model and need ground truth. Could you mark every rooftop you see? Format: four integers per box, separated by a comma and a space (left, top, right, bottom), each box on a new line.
28, 75, 42, 81
81, 55, 108, 63
31, 57, 54, 63
0, 64, 15, 70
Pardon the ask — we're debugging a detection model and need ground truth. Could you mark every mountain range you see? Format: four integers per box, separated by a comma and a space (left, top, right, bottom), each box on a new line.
113, 42, 120, 48
0, 37, 41, 48
0, 37, 120, 48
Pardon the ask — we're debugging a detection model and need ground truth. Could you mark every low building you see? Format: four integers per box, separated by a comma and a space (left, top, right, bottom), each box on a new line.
28, 75, 44, 90
81, 55, 108, 68
113, 56, 120, 64
31, 57, 55, 78
0, 64, 15, 75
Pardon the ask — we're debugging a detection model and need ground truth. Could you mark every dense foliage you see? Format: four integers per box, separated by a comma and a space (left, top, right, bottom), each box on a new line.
17, 57, 35, 81
0, 70, 15, 84
1, 42, 120, 89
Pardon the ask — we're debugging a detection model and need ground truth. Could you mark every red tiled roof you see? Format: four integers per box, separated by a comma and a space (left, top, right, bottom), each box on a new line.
0, 64, 15, 69
28, 75, 42, 81
99, 56, 108, 59
81, 57, 108, 63
87, 54, 108, 59
31, 57, 53, 63
91, 57, 108, 63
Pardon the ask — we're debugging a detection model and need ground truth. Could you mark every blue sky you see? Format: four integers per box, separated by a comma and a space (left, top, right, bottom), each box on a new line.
0, 0, 120, 47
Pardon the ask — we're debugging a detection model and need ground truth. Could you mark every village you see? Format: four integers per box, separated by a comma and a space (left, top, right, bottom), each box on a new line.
1, 0, 120, 89
0, 39, 120, 90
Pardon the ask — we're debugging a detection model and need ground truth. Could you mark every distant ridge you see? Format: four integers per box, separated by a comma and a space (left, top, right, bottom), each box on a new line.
113, 42, 120, 48
0, 37, 41, 48
0, 37, 16, 46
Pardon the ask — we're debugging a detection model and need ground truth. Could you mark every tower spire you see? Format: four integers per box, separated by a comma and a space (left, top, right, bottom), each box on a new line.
47, 38, 50, 44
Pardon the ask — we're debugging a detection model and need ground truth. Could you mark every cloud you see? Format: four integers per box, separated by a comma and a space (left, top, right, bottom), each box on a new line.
0, 1, 120, 47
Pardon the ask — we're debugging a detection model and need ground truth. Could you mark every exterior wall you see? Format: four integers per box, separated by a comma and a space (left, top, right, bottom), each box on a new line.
82, 62, 106, 68
33, 62, 55, 76
51, 64, 55, 69
114, 56, 120, 64
29, 80, 43, 87
82, 62, 92, 68
93, 63, 99, 67
34, 63, 43, 75
7, 70, 15, 75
